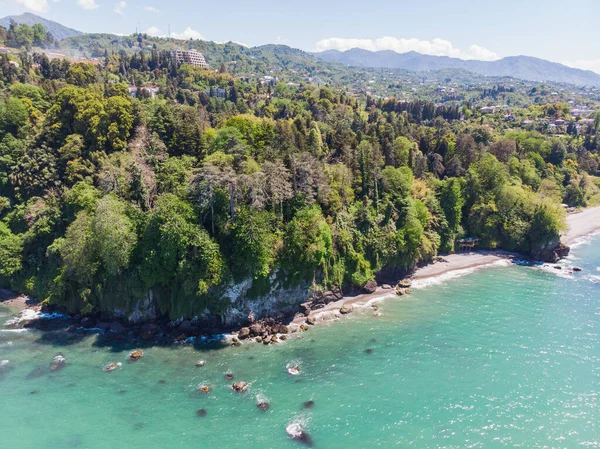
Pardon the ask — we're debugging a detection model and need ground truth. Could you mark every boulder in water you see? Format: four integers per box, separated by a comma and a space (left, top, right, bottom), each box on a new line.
232, 381, 248, 393
398, 279, 412, 288
249, 323, 264, 336
286, 421, 313, 446
198, 384, 211, 393
225, 372, 234, 380
238, 327, 250, 340
50, 354, 66, 372
104, 362, 122, 372
340, 304, 353, 315
195, 360, 205, 367
257, 401, 270, 411
287, 365, 301, 376
306, 316, 316, 325
573, 266, 583, 272
129, 349, 144, 361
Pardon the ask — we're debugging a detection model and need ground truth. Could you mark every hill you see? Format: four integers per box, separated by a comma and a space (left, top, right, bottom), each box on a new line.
315, 48, 600, 87
0, 13, 83, 40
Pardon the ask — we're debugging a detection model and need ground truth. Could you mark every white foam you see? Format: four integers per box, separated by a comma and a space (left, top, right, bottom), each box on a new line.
535, 264, 574, 279
0, 328, 30, 333
588, 275, 600, 284
286, 416, 310, 439
569, 231, 600, 249
411, 259, 512, 290
4, 310, 66, 329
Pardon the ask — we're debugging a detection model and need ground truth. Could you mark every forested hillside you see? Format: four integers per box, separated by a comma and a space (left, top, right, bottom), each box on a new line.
0, 28, 599, 321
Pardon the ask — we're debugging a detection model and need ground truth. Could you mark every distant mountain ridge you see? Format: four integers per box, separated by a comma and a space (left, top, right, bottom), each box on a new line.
0, 13, 83, 41
314, 48, 600, 87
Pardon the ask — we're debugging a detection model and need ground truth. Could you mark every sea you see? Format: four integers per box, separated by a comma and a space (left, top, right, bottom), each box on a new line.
0, 235, 599, 449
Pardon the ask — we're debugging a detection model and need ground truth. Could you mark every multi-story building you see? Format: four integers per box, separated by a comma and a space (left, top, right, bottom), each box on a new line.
173, 49, 209, 68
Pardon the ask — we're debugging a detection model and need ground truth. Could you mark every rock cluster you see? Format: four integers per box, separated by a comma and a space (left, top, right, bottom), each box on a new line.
299, 288, 343, 316
235, 318, 290, 345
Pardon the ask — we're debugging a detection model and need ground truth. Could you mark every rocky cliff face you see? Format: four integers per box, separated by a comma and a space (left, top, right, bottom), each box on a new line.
531, 237, 571, 263
120, 274, 312, 330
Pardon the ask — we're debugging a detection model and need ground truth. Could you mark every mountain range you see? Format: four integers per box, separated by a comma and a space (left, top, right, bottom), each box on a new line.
314, 48, 600, 87
2, 13, 600, 87
0, 13, 83, 41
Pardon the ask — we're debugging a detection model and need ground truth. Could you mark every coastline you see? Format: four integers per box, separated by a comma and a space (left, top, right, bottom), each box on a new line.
3, 206, 600, 342
298, 206, 600, 326
563, 206, 600, 245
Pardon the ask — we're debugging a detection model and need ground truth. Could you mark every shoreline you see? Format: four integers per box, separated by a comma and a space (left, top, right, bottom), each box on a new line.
295, 251, 517, 327
3, 207, 600, 344
294, 206, 600, 327
563, 206, 600, 246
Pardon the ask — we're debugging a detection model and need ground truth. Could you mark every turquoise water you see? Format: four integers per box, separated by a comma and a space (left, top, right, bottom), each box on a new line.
1, 237, 599, 449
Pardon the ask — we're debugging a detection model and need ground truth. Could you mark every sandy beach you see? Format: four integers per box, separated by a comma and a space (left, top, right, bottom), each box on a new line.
563, 206, 600, 245
299, 206, 600, 325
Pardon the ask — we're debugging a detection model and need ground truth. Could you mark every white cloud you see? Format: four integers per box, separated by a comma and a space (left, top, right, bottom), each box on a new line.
314, 36, 499, 61
144, 5, 159, 13
170, 27, 204, 40
563, 59, 600, 75
77, 0, 99, 9
113, 0, 126, 14
12, 0, 49, 12
146, 26, 164, 37
216, 40, 249, 47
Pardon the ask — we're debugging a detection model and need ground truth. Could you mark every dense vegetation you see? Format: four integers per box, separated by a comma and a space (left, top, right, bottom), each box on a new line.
1, 27, 599, 320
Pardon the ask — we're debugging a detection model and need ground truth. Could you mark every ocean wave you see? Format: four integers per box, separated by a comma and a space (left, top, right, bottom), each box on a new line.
0, 328, 30, 333
588, 275, 600, 284
4, 310, 67, 329
411, 259, 513, 290
569, 231, 600, 249
534, 263, 574, 279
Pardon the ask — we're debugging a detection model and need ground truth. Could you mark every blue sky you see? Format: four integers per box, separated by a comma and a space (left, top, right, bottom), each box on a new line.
3, 0, 600, 73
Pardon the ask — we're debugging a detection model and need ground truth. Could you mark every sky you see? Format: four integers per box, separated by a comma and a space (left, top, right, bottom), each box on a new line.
2, 0, 600, 73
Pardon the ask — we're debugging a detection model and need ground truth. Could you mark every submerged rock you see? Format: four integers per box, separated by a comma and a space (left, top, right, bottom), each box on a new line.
232, 381, 248, 393
303, 400, 315, 409
0, 360, 12, 378
50, 354, 66, 372
26, 366, 46, 379
196, 408, 207, 417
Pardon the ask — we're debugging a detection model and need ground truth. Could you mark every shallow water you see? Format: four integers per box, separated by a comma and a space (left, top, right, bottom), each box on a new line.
1, 237, 599, 449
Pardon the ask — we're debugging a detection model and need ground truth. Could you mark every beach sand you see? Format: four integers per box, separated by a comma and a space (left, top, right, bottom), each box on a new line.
563, 206, 600, 245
